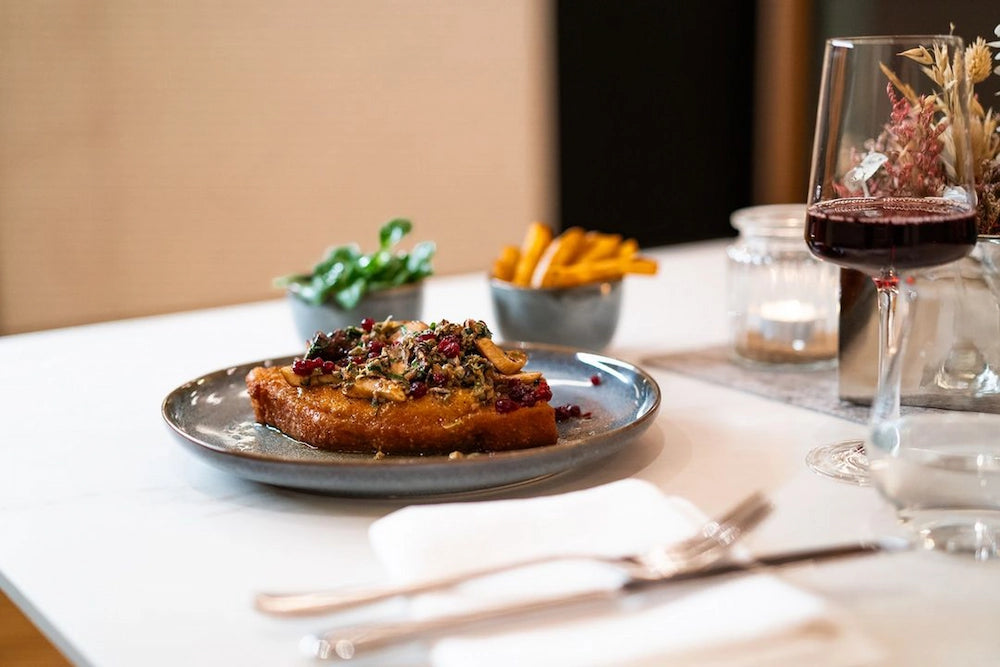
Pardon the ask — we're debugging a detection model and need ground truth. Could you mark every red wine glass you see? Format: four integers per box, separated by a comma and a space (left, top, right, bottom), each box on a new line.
804, 35, 978, 485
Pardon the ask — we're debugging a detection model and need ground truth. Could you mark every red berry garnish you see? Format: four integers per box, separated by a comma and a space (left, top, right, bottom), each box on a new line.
368, 340, 384, 357
554, 403, 589, 422
291, 358, 312, 376
361, 317, 374, 332
409, 381, 428, 399
495, 398, 519, 414
438, 336, 461, 358
590, 374, 602, 386
509, 382, 533, 403
533, 381, 553, 403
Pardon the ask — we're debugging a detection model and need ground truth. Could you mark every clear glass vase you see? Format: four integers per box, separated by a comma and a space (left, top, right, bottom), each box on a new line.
839, 237, 1000, 412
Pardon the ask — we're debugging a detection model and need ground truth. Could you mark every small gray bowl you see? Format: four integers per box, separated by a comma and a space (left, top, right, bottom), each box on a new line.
287, 282, 424, 341
489, 278, 623, 350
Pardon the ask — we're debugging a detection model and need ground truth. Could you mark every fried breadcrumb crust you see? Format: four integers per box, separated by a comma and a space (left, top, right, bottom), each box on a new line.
246, 366, 558, 455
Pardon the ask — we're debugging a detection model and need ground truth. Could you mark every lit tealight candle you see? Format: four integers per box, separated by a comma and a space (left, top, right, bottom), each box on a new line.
758, 299, 820, 348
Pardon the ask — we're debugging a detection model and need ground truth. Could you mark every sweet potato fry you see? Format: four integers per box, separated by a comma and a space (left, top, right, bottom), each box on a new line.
532, 227, 586, 287
617, 238, 640, 259
512, 223, 554, 286
544, 256, 659, 288
496, 223, 656, 288
545, 263, 616, 287
575, 232, 623, 263
492, 245, 520, 281
626, 256, 658, 274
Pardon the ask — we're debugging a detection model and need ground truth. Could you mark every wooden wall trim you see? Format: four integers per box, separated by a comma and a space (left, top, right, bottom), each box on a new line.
753, 0, 813, 204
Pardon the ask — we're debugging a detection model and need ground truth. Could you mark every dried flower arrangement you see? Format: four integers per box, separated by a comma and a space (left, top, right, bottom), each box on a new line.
836, 26, 1000, 234
963, 26, 1000, 234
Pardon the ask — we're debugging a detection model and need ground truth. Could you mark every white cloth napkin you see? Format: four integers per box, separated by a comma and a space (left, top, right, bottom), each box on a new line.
368, 479, 878, 667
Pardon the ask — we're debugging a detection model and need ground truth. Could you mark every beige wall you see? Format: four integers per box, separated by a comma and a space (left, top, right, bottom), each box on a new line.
0, 1, 554, 333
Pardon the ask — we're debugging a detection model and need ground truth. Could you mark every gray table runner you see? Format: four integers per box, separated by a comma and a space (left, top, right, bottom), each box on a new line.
641, 346, 944, 425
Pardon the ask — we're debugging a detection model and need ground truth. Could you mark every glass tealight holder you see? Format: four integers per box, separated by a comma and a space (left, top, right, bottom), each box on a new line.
727, 204, 839, 370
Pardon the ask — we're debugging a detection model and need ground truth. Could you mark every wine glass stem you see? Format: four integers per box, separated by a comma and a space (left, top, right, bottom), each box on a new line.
872, 269, 916, 424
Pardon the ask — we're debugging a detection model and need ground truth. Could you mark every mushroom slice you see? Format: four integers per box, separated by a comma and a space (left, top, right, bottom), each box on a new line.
344, 377, 407, 402
502, 371, 542, 383
280, 366, 304, 386
475, 338, 528, 375
387, 320, 428, 342
281, 367, 342, 388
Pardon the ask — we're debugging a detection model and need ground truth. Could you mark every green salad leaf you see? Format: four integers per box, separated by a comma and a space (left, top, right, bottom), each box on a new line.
275, 218, 436, 309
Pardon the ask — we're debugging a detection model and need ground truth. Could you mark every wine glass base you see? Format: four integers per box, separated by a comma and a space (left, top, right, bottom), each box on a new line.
908, 514, 1000, 561
805, 439, 869, 486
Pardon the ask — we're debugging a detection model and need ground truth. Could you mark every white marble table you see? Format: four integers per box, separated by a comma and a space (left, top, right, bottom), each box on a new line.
1, 241, 997, 666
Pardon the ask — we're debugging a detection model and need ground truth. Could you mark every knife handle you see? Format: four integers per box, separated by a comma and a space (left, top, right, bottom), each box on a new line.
302, 588, 616, 660
300, 539, 904, 661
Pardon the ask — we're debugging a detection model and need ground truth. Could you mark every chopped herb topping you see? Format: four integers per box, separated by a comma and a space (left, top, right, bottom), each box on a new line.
284, 318, 550, 413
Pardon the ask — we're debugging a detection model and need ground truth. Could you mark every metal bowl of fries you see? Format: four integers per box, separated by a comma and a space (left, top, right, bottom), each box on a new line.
490, 278, 623, 350
488, 223, 657, 350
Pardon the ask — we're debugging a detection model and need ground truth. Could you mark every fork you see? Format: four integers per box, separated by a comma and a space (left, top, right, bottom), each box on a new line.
303, 537, 903, 661
255, 491, 772, 617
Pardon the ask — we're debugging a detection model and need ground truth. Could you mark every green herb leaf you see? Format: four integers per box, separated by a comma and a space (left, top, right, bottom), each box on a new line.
276, 218, 435, 309
379, 219, 413, 251
406, 241, 436, 277
333, 277, 367, 310
313, 244, 361, 276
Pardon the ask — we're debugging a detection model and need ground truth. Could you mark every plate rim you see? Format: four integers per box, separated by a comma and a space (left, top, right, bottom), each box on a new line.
161, 343, 660, 491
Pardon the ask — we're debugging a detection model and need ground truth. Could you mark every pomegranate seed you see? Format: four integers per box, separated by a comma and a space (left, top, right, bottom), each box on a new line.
291, 358, 312, 376
322, 360, 336, 373
534, 381, 553, 402
495, 398, 519, 414
509, 382, 533, 403
554, 403, 590, 422
438, 336, 461, 358
361, 317, 374, 332
590, 374, 602, 386
368, 340, 384, 357
409, 381, 428, 398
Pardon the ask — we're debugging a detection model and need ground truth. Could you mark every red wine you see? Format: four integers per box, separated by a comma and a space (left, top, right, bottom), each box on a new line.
806, 197, 977, 273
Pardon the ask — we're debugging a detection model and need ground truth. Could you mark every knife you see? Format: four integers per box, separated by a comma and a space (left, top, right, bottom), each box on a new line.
301, 537, 910, 661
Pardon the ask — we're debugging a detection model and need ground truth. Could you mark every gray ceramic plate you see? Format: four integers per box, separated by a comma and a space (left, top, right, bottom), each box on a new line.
161, 345, 660, 497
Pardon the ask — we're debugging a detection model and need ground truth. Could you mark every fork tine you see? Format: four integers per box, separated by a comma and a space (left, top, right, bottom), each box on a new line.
708, 493, 772, 545
674, 491, 772, 558
633, 492, 772, 578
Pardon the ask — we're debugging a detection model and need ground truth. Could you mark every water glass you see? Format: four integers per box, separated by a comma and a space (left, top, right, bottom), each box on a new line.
867, 412, 1000, 559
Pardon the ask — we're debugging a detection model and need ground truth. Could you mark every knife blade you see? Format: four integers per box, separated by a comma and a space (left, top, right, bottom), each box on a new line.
624, 536, 909, 591
303, 537, 910, 661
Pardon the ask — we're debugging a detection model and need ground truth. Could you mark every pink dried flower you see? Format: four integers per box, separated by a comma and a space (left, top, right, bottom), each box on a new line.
836, 83, 947, 199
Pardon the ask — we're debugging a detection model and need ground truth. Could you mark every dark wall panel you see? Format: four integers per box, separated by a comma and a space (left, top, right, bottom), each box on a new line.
556, 1, 757, 246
